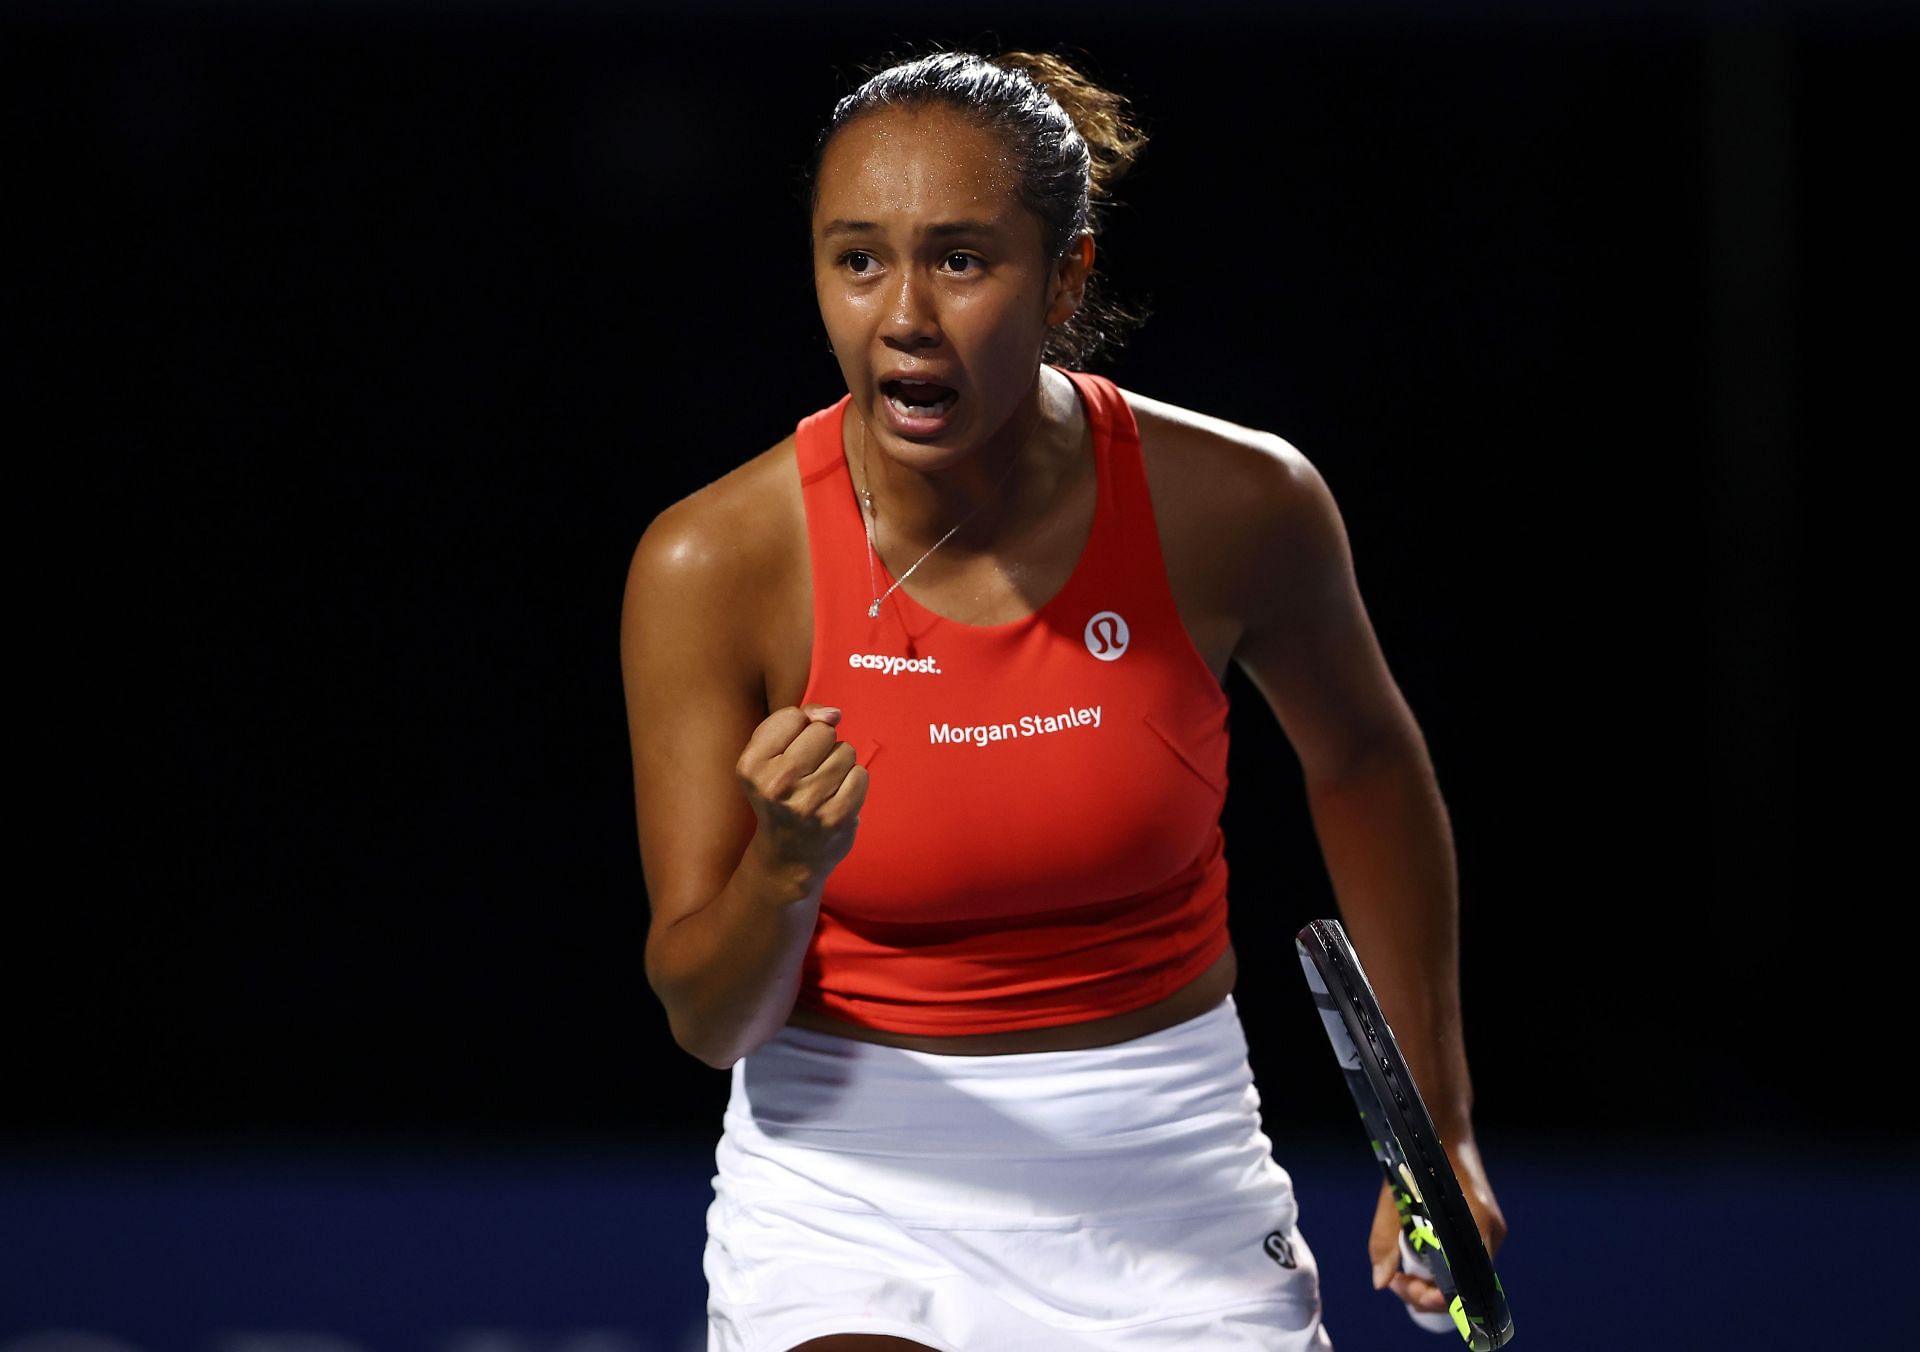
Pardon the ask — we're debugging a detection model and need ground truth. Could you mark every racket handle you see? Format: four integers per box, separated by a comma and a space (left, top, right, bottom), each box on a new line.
1398, 1231, 1462, 1335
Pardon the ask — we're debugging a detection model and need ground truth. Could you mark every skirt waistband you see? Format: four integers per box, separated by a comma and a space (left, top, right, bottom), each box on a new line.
727, 994, 1258, 1156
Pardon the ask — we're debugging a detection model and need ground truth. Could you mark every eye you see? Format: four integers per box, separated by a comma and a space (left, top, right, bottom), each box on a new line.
943, 252, 981, 274
838, 250, 877, 275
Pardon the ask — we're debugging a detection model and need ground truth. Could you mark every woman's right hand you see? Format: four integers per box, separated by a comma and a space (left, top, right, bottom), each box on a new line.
735, 703, 869, 895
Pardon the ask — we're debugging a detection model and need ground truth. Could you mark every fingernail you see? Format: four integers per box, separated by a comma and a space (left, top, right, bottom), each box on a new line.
813, 706, 842, 721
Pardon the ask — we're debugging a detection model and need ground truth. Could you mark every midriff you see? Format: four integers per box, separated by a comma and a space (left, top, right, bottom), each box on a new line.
782, 940, 1238, 1054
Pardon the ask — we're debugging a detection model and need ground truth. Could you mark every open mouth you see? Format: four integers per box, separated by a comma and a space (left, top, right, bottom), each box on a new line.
882, 379, 959, 419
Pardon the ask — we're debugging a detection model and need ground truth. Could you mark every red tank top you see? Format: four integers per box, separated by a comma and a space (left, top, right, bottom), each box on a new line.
793, 366, 1232, 1034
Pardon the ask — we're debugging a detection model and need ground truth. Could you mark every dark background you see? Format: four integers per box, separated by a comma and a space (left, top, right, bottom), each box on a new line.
6, 1, 1907, 1345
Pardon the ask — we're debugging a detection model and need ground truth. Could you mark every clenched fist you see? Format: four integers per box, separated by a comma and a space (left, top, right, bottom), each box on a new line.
736, 703, 869, 894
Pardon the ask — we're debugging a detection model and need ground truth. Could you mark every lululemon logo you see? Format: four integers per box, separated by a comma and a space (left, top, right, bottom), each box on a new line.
1083, 610, 1130, 661
1263, 1230, 1298, 1269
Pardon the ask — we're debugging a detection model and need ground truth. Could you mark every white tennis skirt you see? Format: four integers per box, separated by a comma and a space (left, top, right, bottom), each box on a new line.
704, 994, 1334, 1351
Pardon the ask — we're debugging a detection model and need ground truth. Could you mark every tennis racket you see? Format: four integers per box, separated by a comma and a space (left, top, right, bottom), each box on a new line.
1295, 918, 1514, 1349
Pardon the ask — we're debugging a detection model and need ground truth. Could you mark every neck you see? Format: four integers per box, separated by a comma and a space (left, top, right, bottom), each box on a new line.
854, 366, 1081, 552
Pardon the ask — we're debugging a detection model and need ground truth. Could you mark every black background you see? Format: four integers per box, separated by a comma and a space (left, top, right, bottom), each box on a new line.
11, 1, 1902, 1159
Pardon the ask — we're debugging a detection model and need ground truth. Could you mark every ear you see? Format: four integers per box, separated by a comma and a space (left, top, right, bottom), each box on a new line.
1045, 231, 1096, 327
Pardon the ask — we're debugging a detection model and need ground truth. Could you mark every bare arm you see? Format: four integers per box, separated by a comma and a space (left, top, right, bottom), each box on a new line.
620, 495, 866, 1069
1228, 437, 1505, 1308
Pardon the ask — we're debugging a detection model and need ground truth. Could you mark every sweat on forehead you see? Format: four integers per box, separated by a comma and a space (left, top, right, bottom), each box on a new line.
818, 106, 1020, 203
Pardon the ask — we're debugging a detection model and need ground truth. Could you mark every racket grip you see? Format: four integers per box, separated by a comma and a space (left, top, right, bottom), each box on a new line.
1398, 1232, 1460, 1335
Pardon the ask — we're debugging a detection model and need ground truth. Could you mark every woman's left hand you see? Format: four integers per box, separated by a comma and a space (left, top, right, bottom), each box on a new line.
1367, 1136, 1507, 1315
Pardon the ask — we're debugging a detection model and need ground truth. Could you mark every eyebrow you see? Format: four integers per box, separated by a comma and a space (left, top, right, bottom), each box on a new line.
819, 218, 1004, 240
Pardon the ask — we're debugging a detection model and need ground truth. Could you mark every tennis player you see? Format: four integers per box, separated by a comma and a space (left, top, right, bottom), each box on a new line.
620, 48, 1505, 1351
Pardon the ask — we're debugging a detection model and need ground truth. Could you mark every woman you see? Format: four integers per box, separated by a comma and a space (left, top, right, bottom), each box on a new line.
621, 48, 1504, 1352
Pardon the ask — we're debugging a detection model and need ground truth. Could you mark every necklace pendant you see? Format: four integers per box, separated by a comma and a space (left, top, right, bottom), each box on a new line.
868, 600, 881, 618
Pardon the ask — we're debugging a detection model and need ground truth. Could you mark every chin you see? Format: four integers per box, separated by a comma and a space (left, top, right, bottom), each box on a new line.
876, 435, 975, 475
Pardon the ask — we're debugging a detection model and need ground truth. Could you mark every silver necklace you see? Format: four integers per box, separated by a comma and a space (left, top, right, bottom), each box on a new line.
855, 414, 1026, 619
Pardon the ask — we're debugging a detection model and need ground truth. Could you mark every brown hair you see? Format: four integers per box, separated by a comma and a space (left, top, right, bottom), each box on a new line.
806, 47, 1151, 368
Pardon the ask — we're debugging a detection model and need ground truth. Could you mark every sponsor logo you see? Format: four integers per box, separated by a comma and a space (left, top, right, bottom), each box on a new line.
848, 652, 942, 676
1263, 1229, 1298, 1269
929, 703, 1103, 748
1083, 610, 1129, 661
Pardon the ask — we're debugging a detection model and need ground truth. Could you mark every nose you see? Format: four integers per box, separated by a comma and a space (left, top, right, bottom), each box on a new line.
882, 270, 941, 349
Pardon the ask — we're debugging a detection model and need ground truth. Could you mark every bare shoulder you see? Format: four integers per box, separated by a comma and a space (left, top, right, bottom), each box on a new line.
1123, 387, 1321, 511
627, 433, 805, 596
1120, 386, 1339, 627
621, 431, 811, 708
